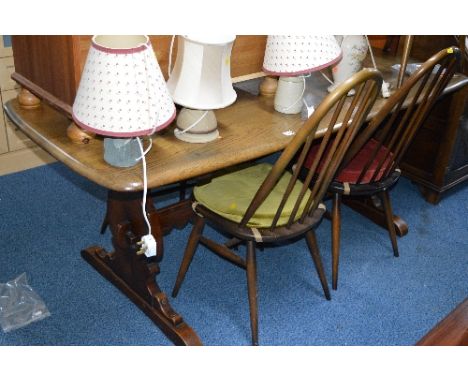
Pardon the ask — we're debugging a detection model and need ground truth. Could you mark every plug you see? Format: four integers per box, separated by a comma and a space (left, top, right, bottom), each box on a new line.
381, 81, 391, 98
136, 234, 157, 257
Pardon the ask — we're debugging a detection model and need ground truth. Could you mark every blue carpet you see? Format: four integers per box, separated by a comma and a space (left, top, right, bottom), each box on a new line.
0, 161, 466, 345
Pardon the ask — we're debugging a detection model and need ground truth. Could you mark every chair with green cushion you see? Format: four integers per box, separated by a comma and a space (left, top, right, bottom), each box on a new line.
172, 68, 383, 345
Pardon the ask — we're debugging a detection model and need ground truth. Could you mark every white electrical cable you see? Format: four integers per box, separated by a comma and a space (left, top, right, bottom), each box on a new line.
365, 35, 378, 70
136, 136, 153, 159
365, 35, 390, 98
174, 110, 209, 135
320, 70, 335, 85
282, 75, 307, 111
136, 137, 151, 236
168, 35, 176, 78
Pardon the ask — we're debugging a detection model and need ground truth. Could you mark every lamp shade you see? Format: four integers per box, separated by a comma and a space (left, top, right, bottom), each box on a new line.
166, 35, 237, 110
72, 35, 176, 138
263, 35, 342, 76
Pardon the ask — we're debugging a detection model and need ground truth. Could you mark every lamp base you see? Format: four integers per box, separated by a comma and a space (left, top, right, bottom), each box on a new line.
67, 123, 96, 144
174, 109, 219, 143
259, 76, 278, 96
274, 76, 304, 114
103, 138, 142, 168
174, 128, 219, 143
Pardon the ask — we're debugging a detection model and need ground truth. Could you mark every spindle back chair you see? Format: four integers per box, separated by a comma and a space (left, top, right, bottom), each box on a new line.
172, 68, 383, 345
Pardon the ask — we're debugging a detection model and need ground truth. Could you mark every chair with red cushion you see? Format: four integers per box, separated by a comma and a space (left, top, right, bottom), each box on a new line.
305, 47, 461, 290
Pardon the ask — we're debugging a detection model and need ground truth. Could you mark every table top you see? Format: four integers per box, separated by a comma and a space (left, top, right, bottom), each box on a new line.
5, 90, 305, 192
4, 52, 468, 192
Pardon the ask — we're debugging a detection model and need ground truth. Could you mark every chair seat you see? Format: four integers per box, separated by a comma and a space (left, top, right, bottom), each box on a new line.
193, 163, 312, 228
305, 138, 394, 184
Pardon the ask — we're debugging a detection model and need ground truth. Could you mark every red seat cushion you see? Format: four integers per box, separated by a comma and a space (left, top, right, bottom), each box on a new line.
304, 138, 394, 184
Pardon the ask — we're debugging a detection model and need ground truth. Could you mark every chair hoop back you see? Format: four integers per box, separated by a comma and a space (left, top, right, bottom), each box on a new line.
342, 47, 461, 184
240, 68, 383, 229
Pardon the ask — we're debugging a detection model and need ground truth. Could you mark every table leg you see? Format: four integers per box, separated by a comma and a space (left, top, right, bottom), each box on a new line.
81, 190, 201, 345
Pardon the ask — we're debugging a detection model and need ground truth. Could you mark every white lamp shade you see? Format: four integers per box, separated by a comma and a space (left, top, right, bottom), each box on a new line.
166, 35, 237, 110
263, 35, 342, 76
72, 35, 176, 138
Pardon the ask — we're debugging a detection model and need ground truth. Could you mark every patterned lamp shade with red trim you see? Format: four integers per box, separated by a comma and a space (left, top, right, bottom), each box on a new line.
263, 35, 342, 76
72, 35, 176, 138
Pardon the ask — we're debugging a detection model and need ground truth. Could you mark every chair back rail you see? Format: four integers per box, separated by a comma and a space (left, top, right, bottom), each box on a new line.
343, 47, 461, 185
239, 69, 383, 229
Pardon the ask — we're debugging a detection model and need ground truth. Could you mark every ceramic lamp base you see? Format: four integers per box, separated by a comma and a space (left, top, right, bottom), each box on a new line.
174, 108, 219, 143
174, 128, 219, 143
329, 35, 368, 96
103, 138, 141, 168
274, 76, 304, 114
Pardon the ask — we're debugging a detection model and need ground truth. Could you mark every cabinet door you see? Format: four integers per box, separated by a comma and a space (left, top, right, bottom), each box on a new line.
2, 88, 36, 151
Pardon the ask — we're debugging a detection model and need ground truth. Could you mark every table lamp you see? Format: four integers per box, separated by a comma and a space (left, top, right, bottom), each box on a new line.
72, 35, 176, 167
166, 35, 237, 143
262, 35, 342, 114
328, 35, 368, 93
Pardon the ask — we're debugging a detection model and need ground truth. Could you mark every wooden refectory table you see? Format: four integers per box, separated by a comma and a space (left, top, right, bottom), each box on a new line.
4, 89, 309, 346
4, 53, 468, 345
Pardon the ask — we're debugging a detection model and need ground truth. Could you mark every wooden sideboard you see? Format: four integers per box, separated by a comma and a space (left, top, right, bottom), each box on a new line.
398, 36, 468, 203
11, 35, 267, 117
0, 35, 54, 176
400, 84, 468, 204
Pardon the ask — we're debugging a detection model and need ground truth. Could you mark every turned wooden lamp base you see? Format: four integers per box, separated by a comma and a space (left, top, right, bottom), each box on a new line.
17, 88, 41, 109
17, 87, 95, 144
67, 123, 96, 144
259, 76, 278, 96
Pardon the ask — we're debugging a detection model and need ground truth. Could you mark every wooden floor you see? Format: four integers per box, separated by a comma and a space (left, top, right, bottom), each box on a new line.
417, 298, 468, 345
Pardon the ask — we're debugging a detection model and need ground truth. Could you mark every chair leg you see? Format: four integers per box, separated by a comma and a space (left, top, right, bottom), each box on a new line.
246, 241, 259, 346
305, 231, 331, 301
100, 213, 109, 234
380, 190, 399, 257
331, 193, 341, 290
172, 215, 205, 298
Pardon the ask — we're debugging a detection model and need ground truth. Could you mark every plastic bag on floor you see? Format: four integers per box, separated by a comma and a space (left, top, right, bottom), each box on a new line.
0, 273, 50, 333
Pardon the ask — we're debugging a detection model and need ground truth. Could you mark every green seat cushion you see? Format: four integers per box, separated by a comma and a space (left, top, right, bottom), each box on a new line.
194, 163, 311, 228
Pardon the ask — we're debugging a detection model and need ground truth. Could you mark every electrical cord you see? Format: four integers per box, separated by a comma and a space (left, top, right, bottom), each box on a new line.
136, 136, 152, 236
281, 75, 307, 112
320, 70, 334, 85
135, 136, 158, 258
174, 110, 209, 135
364, 35, 391, 98
168, 35, 176, 78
